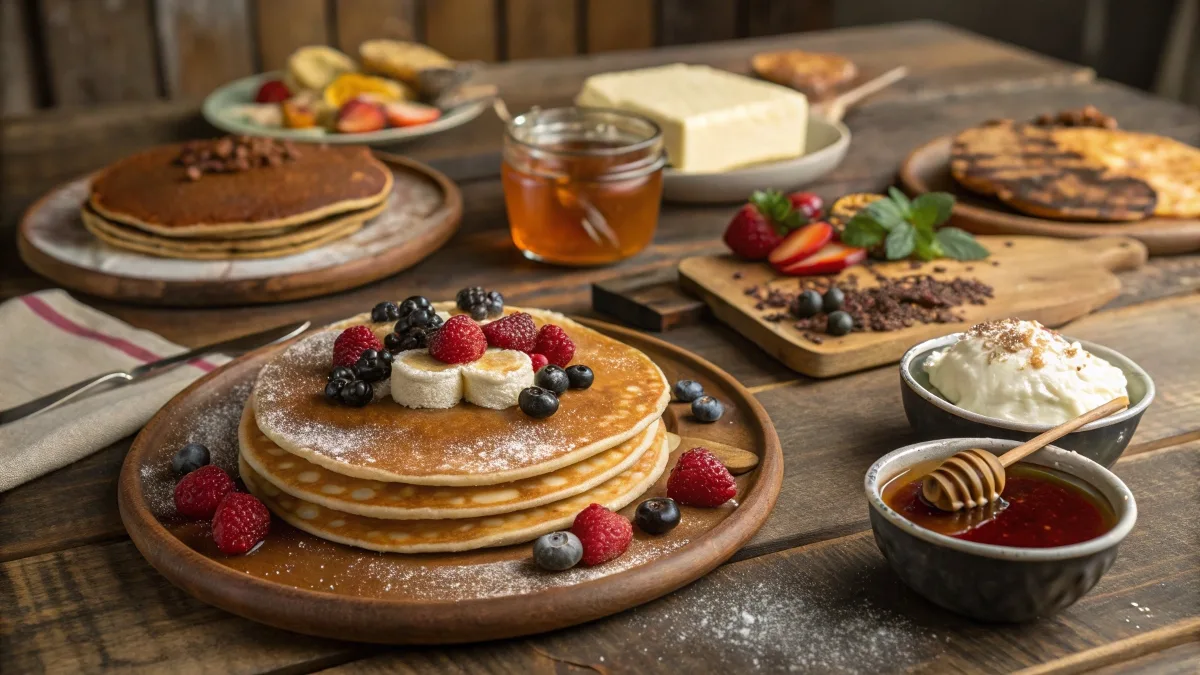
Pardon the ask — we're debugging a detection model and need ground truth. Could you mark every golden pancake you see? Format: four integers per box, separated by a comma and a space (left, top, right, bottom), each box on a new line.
750, 50, 857, 98
253, 305, 670, 486
80, 200, 384, 260
241, 396, 663, 519
239, 433, 670, 553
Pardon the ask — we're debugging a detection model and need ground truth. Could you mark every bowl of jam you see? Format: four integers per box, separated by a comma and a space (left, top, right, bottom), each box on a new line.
866, 437, 1137, 622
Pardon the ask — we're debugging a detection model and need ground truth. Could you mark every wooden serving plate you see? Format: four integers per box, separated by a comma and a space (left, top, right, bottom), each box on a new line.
117, 319, 782, 644
899, 136, 1200, 255
18, 153, 462, 306
680, 235, 1147, 378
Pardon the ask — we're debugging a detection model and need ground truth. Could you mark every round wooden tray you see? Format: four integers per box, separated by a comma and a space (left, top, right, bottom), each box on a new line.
899, 136, 1200, 255
18, 153, 462, 306
117, 319, 783, 644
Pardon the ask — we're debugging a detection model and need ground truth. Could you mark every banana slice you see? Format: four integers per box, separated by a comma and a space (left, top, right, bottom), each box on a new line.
462, 349, 534, 410
390, 350, 463, 409
286, 46, 357, 92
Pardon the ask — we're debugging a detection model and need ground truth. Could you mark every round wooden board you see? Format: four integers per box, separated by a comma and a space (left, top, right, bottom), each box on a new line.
117, 319, 783, 644
899, 135, 1200, 255
17, 153, 462, 306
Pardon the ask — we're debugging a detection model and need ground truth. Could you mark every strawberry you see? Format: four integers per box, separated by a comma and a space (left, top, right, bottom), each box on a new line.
429, 315, 487, 364
335, 99, 386, 134
332, 325, 383, 368
529, 353, 549, 372
667, 448, 737, 507
254, 79, 291, 103
776, 242, 867, 276
534, 325, 575, 367
384, 102, 442, 127
767, 222, 834, 269
722, 190, 807, 260
174, 465, 235, 519
482, 312, 538, 352
788, 192, 824, 221
571, 503, 633, 566
212, 493, 271, 555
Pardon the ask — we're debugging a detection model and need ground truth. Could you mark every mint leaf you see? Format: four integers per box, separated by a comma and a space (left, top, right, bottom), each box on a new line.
914, 227, 943, 261
750, 189, 805, 235
885, 222, 915, 260
911, 192, 955, 228
888, 187, 912, 218
865, 198, 906, 230
936, 227, 990, 260
909, 198, 940, 231
841, 212, 887, 248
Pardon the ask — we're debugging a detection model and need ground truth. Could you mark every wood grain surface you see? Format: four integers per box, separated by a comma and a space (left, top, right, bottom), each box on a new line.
254, 0, 331, 72
2, 23, 1199, 674
37, 0, 160, 106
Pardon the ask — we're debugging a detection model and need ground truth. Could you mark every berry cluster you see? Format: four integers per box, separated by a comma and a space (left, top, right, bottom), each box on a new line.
789, 285, 853, 337
325, 348, 393, 407
671, 379, 725, 423
456, 286, 504, 321
170, 444, 270, 555
520, 363, 593, 419
382, 296, 444, 353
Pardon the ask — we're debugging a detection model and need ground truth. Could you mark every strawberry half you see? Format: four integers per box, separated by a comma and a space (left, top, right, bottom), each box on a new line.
722, 190, 807, 261
767, 222, 833, 270
384, 102, 441, 127
777, 242, 867, 276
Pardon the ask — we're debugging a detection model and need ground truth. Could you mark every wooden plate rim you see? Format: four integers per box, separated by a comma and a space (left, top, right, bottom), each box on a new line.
117, 318, 783, 644
898, 135, 1200, 255
17, 153, 463, 307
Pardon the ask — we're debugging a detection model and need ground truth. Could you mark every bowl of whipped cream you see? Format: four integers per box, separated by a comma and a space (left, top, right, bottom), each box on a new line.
899, 319, 1154, 467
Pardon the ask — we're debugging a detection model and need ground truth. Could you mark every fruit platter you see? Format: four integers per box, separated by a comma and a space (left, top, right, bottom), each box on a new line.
203, 41, 489, 145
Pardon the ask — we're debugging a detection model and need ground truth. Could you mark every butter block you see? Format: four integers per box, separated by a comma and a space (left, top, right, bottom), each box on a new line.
576, 63, 809, 173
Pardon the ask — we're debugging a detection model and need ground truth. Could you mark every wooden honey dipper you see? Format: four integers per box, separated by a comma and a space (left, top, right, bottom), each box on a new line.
922, 397, 1130, 512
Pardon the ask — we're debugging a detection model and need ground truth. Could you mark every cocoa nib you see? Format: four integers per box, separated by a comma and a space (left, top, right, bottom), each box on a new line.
176, 135, 301, 181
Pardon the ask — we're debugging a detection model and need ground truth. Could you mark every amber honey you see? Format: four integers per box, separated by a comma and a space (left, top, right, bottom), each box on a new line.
502, 108, 665, 266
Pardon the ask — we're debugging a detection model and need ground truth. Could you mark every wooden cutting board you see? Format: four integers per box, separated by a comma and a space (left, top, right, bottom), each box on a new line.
679, 235, 1147, 378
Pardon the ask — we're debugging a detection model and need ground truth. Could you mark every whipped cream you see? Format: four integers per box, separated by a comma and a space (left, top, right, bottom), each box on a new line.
923, 319, 1128, 425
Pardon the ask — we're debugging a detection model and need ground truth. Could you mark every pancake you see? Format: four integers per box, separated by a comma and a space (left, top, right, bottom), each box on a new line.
80, 199, 384, 260
253, 305, 671, 486
241, 396, 664, 519
239, 432, 670, 553
89, 143, 393, 237
750, 50, 857, 98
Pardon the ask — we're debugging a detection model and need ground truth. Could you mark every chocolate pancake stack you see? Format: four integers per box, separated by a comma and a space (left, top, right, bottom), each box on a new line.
83, 137, 393, 259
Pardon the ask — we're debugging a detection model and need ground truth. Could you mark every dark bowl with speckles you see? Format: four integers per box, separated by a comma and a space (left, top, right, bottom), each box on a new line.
866, 438, 1137, 622
899, 334, 1154, 468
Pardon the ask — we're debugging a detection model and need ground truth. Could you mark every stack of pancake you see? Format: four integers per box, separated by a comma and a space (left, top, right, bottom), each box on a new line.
83, 140, 393, 259
239, 305, 673, 553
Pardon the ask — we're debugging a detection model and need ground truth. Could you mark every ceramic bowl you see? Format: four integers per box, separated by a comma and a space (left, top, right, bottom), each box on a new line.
866, 438, 1137, 622
899, 334, 1154, 468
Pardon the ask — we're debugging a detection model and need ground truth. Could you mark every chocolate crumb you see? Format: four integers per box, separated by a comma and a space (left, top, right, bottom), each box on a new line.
908, 261, 923, 270
1004, 241, 1014, 247
933, 266, 947, 274
991, 261, 1000, 267
965, 266, 974, 272
732, 271, 743, 280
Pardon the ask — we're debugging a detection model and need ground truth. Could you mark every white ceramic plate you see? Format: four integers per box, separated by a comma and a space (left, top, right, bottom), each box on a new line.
202, 72, 487, 146
661, 117, 851, 204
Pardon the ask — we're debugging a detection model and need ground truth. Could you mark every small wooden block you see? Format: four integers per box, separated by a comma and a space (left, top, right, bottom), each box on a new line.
592, 271, 706, 332
678, 437, 760, 475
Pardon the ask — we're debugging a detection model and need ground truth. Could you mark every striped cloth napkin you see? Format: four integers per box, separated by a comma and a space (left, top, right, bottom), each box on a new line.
0, 290, 229, 492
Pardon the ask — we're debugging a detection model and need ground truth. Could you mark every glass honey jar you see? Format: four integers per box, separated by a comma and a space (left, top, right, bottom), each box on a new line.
502, 107, 666, 266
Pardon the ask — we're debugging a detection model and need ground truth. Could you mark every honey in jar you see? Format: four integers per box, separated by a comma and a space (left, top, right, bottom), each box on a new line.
502, 107, 665, 266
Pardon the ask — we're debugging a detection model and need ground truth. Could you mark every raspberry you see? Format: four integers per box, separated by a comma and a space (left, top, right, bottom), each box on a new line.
482, 312, 538, 352
667, 448, 737, 507
428, 315, 487, 364
534, 324, 575, 367
570, 503, 632, 566
174, 465, 235, 519
211, 493, 271, 555
333, 325, 382, 368
529, 353, 549, 372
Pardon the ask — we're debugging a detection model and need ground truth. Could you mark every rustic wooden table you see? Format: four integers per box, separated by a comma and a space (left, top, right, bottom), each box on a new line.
3, 22, 1199, 674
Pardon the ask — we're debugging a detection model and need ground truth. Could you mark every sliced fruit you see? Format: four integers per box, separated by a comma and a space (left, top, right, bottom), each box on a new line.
286, 45, 357, 92
254, 79, 291, 103
767, 221, 833, 269
281, 99, 318, 129
324, 72, 412, 109
384, 101, 441, 127
335, 99, 386, 134
777, 242, 867, 276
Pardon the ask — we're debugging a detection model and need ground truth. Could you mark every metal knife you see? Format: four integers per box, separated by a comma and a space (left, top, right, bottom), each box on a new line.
0, 320, 310, 426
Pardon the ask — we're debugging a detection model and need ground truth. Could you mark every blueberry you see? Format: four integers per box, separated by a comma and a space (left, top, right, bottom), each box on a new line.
398, 298, 420, 316
408, 309, 432, 328
469, 304, 488, 321
171, 443, 210, 475
519, 386, 559, 418
456, 286, 486, 311
371, 301, 399, 323
532, 531, 583, 571
672, 379, 704, 403
565, 364, 594, 390
535, 365, 570, 395
384, 332, 404, 353
634, 498, 681, 535
339, 380, 373, 407
487, 290, 504, 304
328, 366, 354, 382
325, 378, 349, 402
394, 317, 412, 334
354, 353, 390, 383
360, 349, 378, 361
486, 299, 504, 318
427, 314, 444, 330
399, 333, 422, 351
822, 287, 845, 313
827, 310, 854, 336
792, 289, 823, 318
691, 395, 724, 423
404, 295, 431, 310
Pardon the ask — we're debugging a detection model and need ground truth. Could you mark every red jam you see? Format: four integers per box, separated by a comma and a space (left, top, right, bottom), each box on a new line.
882, 463, 1116, 548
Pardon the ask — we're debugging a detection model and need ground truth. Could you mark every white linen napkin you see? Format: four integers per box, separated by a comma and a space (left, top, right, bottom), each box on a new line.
0, 290, 230, 491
